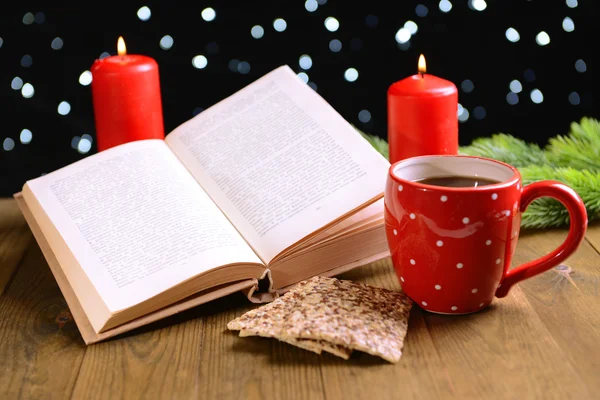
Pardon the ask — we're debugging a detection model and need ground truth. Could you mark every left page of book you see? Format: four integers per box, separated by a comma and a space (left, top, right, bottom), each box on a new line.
23, 139, 263, 316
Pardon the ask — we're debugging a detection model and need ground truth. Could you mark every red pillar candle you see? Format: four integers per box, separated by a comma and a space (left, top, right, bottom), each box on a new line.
387, 54, 458, 164
91, 36, 164, 151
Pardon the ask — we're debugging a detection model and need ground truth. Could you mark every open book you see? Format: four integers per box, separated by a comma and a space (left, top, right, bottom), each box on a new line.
14, 65, 391, 344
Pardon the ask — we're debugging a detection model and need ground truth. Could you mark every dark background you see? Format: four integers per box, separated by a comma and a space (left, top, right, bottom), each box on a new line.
1, 0, 596, 196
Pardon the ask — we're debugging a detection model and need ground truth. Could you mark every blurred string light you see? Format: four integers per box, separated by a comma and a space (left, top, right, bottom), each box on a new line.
51, 37, 63, 50
461, 79, 474, 93
205, 42, 219, 54
329, 39, 342, 52
439, 0, 452, 12
305, 0, 318, 12
228, 59, 240, 72
11, 77, 23, 90
160, 35, 174, 50
458, 104, 469, 122
506, 92, 519, 105
509, 79, 522, 93
536, 31, 550, 46
358, 110, 371, 123
575, 59, 586, 73
137, 6, 151, 21
562, 17, 575, 32
21, 83, 34, 98
469, 0, 487, 11
3, 138, 15, 151
299, 54, 313, 70
20, 129, 32, 144
79, 70, 92, 86
71, 134, 94, 153
58, 101, 71, 115
473, 106, 486, 120
0, 37, 3, 48
530, 89, 544, 104
192, 55, 208, 69
99, 52, 111, 59
325, 17, 339, 32
237, 61, 251, 74
566, 0, 577, 8
344, 68, 358, 82
298, 72, 309, 83
568, 92, 580, 105
251, 25, 264, 39
395, 28, 411, 44
415, 4, 428, 17
273, 18, 287, 32
34, 12, 45, 23
404, 21, 418, 34
77, 134, 93, 154
21, 55, 33, 67
365, 15, 378, 28
317, 0, 327, 4
524, 69, 536, 82
505, 27, 520, 42
308, 82, 317, 91
201, 8, 216, 22
22, 12, 34, 25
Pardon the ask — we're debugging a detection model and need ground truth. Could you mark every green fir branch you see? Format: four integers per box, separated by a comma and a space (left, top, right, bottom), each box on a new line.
545, 117, 600, 171
519, 165, 600, 229
458, 133, 548, 168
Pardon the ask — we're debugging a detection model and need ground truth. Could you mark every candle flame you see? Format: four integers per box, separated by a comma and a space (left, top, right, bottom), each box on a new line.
117, 36, 127, 56
418, 54, 426, 75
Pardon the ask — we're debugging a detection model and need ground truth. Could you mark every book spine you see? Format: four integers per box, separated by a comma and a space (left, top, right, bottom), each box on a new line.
243, 269, 278, 303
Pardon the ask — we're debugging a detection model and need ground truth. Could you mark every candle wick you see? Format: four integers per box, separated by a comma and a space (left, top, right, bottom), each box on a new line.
419, 72, 425, 78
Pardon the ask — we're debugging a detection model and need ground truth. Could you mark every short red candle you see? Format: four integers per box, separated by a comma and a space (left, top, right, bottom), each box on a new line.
91, 37, 164, 151
387, 54, 458, 164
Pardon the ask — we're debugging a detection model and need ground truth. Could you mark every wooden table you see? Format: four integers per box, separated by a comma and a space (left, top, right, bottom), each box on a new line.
1, 197, 599, 399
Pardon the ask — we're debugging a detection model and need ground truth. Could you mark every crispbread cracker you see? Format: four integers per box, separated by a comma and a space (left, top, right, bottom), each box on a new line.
280, 276, 413, 363
228, 276, 412, 363
228, 289, 352, 359
239, 329, 352, 359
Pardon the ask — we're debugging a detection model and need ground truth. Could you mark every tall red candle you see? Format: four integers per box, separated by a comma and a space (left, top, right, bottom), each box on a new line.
91, 37, 164, 151
387, 54, 458, 164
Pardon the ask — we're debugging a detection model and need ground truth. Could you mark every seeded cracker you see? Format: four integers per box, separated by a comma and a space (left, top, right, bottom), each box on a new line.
239, 330, 352, 359
228, 276, 412, 363
227, 290, 352, 359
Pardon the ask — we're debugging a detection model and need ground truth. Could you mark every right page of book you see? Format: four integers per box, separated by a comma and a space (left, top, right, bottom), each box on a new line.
166, 65, 390, 264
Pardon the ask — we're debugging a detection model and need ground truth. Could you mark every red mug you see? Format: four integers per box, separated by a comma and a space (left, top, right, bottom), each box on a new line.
384, 155, 588, 314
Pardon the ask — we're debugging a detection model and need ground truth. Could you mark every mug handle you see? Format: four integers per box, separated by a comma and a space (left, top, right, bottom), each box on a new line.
495, 180, 588, 298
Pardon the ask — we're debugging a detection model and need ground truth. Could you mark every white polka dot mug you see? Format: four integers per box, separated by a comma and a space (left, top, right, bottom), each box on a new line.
384, 155, 588, 314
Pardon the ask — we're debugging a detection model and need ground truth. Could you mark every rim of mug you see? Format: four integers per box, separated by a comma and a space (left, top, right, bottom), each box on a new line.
389, 154, 521, 192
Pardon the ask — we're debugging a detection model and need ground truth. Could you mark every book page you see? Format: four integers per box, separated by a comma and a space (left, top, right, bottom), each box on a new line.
24, 140, 262, 312
166, 65, 390, 263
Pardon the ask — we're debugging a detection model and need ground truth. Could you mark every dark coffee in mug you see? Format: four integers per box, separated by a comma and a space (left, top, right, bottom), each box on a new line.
416, 175, 500, 188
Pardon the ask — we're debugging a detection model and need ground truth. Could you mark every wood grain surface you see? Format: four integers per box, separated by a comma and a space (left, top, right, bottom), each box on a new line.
1, 199, 598, 400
